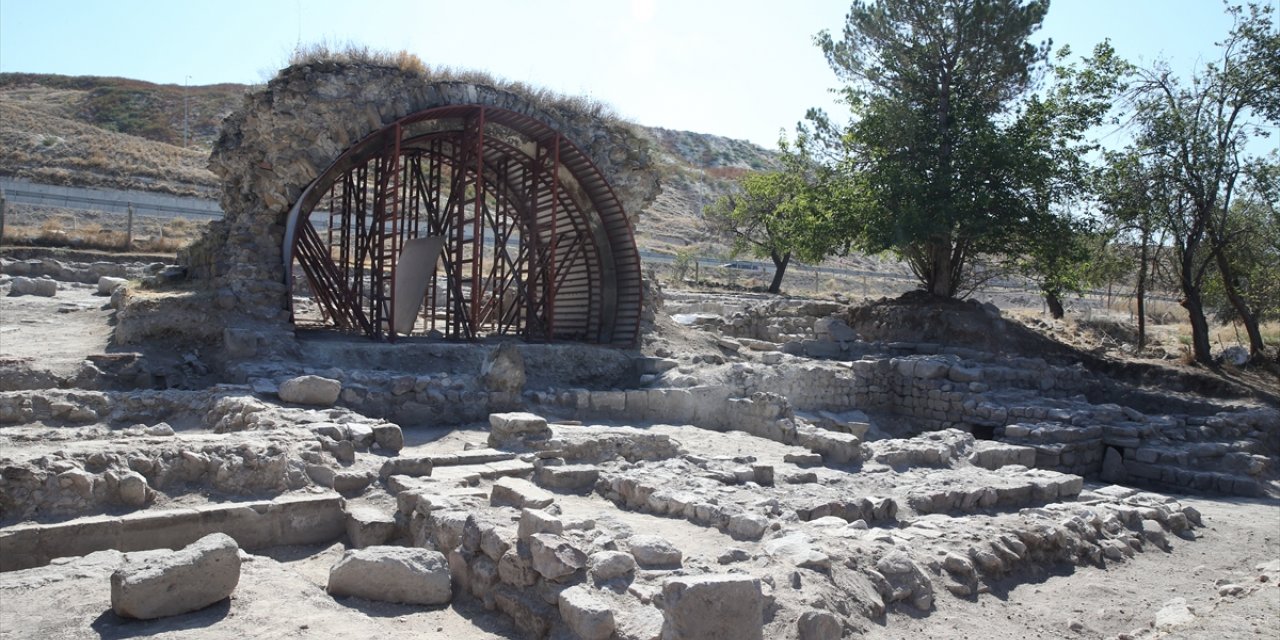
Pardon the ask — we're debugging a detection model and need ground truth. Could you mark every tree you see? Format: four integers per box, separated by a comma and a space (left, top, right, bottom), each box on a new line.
1203, 164, 1280, 331
1097, 150, 1175, 350
704, 166, 835, 294
811, 0, 1120, 299
1126, 2, 1278, 363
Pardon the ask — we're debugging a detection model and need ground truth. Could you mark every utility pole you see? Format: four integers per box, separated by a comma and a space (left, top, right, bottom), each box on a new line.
183, 75, 191, 148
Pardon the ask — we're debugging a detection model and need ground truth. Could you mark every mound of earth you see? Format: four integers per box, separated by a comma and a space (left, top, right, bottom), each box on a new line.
846, 291, 1078, 361
845, 291, 1278, 408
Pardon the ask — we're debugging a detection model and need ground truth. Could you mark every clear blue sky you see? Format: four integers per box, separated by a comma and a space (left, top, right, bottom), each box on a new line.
0, 0, 1268, 149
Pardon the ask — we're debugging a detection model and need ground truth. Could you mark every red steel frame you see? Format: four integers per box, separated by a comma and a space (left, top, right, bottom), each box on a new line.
285, 105, 642, 346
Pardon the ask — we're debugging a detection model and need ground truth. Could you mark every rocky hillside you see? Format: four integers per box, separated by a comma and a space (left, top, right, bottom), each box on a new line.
0, 73, 775, 254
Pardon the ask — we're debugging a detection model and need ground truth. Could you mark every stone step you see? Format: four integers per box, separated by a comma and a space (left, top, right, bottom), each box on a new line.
1118, 459, 1267, 497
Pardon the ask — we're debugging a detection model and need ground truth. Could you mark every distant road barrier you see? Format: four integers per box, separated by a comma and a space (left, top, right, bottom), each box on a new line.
0, 177, 223, 219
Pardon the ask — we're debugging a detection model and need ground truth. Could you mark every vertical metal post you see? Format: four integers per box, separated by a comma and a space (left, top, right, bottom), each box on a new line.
0, 189, 6, 248
470, 108, 486, 336
126, 204, 134, 251
388, 123, 402, 341
546, 135, 560, 340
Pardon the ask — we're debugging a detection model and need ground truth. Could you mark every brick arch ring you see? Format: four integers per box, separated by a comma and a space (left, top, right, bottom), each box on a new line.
281, 105, 643, 346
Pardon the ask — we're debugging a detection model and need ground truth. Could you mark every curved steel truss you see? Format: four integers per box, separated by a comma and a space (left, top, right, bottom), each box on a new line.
283, 105, 642, 345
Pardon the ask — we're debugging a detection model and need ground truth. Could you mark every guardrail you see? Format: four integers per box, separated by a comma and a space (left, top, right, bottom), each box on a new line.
0, 178, 222, 220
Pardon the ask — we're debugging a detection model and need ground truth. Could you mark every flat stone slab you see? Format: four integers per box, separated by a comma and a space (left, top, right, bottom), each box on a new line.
490, 477, 555, 509
111, 532, 240, 619
327, 546, 451, 605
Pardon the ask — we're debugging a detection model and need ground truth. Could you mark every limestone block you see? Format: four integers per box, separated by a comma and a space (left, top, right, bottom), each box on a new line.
637, 357, 679, 374
727, 513, 769, 540
346, 506, 397, 548
498, 547, 539, 587
113, 470, 151, 508
518, 508, 564, 540
559, 585, 617, 640
277, 375, 342, 406
797, 610, 842, 640
660, 574, 763, 640
528, 533, 587, 581
968, 441, 1037, 470
332, 471, 374, 495
494, 584, 554, 638
491, 477, 555, 509
327, 546, 451, 605
875, 550, 934, 610
588, 550, 636, 581
372, 424, 404, 452
488, 411, 551, 446
628, 534, 682, 568
379, 456, 433, 479
536, 464, 600, 491
480, 343, 525, 392
110, 533, 240, 619
813, 316, 858, 342
10, 276, 57, 297
97, 276, 129, 295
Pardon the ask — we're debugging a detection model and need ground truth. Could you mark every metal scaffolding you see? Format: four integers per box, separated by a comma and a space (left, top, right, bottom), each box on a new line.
284, 105, 642, 346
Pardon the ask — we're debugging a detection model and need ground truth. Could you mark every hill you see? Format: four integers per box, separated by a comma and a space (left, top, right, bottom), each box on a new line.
0, 72, 776, 255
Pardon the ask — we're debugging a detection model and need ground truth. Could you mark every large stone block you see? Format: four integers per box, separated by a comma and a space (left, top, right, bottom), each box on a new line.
278, 375, 342, 406
346, 506, 397, 548
110, 533, 241, 619
487, 411, 551, 446
529, 533, 587, 581
491, 477, 555, 509
660, 574, 763, 640
327, 546, 451, 605
10, 276, 57, 297
559, 585, 616, 640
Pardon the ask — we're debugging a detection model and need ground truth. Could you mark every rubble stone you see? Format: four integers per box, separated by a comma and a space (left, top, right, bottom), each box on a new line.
629, 534, 682, 568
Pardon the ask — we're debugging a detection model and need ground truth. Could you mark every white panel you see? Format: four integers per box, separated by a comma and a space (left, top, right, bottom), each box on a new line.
392, 236, 446, 335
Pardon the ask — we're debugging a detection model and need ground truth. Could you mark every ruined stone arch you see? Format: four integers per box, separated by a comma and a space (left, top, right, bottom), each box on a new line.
201, 62, 659, 345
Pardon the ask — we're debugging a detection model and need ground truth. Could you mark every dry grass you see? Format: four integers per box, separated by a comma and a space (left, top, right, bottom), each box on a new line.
285, 41, 621, 125
0, 101, 218, 197
2, 211, 204, 254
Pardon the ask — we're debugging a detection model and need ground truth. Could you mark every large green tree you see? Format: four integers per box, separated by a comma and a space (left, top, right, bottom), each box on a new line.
810, 0, 1118, 299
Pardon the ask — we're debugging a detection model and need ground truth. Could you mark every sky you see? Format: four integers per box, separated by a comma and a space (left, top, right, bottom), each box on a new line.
0, 0, 1271, 149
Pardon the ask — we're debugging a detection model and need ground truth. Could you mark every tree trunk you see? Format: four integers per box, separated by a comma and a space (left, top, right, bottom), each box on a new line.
926, 239, 953, 298
1045, 291, 1065, 319
1181, 288, 1213, 365
1136, 219, 1149, 350
768, 251, 790, 294
1213, 248, 1266, 359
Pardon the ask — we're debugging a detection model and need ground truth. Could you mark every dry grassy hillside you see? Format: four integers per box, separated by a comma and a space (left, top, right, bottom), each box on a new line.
0, 73, 779, 256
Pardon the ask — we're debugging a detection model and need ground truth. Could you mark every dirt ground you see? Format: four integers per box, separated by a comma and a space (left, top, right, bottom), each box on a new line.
1, 258, 1278, 640
0, 280, 112, 379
